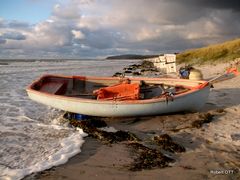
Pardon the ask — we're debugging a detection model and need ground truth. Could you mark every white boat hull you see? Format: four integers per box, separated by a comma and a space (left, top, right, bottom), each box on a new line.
27, 75, 210, 117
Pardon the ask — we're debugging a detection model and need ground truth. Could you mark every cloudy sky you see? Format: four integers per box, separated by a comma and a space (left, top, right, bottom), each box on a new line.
0, 0, 240, 59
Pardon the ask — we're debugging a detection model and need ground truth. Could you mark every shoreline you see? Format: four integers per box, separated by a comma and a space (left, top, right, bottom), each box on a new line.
24, 61, 240, 180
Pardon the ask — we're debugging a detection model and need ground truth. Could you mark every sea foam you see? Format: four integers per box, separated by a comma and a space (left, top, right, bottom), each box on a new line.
1, 127, 87, 180
0, 59, 135, 179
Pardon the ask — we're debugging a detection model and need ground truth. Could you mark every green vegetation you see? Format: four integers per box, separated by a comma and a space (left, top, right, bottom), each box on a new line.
177, 38, 240, 64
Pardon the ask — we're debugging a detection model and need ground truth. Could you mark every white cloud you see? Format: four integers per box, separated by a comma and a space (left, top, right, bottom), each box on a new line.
0, 0, 240, 58
72, 30, 85, 39
52, 3, 80, 19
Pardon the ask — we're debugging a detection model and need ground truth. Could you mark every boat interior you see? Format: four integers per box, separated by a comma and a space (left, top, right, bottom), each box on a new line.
31, 75, 203, 100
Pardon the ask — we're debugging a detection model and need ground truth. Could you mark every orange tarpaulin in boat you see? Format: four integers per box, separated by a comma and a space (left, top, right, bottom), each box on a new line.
93, 83, 140, 100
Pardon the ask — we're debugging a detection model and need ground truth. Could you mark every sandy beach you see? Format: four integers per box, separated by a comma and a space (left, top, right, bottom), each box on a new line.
24, 63, 240, 180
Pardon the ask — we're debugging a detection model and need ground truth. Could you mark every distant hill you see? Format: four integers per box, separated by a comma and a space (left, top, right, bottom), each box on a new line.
106, 54, 160, 60
177, 38, 240, 64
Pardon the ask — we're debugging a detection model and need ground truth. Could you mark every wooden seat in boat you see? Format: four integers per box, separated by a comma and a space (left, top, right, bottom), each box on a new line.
40, 82, 67, 95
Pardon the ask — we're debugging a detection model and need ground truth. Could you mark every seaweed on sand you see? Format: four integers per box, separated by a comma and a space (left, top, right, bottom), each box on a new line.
69, 119, 139, 144
191, 113, 214, 128
127, 142, 175, 171
68, 116, 183, 171
153, 134, 185, 153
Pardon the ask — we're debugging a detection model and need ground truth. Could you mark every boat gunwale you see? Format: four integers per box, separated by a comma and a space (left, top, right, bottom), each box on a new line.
26, 74, 210, 105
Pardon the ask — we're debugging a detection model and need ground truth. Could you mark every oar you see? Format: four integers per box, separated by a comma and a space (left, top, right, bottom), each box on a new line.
208, 67, 239, 84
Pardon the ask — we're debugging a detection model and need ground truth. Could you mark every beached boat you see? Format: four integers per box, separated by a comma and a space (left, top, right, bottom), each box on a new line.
26, 74, 210, 117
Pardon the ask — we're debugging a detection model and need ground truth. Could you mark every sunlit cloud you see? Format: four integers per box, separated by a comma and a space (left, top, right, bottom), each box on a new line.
72, 30, 85, 39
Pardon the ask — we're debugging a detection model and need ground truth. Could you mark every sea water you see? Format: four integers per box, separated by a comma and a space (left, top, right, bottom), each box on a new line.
0, 59, 136, 180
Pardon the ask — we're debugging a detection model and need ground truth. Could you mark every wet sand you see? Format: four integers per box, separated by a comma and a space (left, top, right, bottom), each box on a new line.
24, 63, 240, 180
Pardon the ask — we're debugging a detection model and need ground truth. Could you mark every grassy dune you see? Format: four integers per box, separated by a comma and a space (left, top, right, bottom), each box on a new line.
177, 38, 240, 64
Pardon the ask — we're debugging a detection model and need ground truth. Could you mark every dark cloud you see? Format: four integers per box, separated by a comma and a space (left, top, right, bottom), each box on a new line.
0, 19, 30, 29
0, 37, 6, 44
8, 21, 30, 29
199, 0, 240, 11
2, 32, 26, 40
168, 0, 240, 11
79, 29, 119, 49
0, 19, 6, 28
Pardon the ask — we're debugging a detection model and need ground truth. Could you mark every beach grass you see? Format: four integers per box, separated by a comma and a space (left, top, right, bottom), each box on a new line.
177, 38, 240, 64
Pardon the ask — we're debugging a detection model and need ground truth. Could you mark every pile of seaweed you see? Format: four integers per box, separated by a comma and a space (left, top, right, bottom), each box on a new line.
163, 110, 225, 133
153, 134, 185, 153
127, 142, 174, 171
66, 114, 187, 171
69, 118, 139, 144
127, 134, 186, 171
106, 54, 159, 60
191, 112, 215, 128
112, 60, 162, 77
